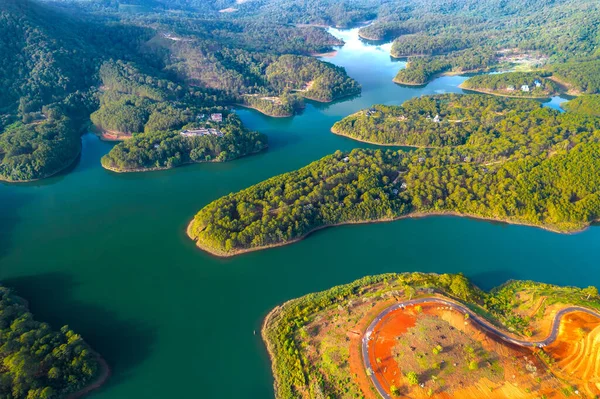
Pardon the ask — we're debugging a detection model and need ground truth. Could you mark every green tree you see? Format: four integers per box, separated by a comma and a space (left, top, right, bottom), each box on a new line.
583, 286, 599, 300
406, 371, 419, 386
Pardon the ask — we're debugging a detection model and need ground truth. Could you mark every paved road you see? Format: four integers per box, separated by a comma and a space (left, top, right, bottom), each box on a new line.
361, 297, 600, 399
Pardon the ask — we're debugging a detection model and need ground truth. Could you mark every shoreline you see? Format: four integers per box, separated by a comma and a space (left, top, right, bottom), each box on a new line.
234, 103, 294, 118
458, 83, 556, 99
393, 68, 492, 87
260, 304, 286, 399
67, 352, 111, 399
0, 146, 82, 184
187, 210, 594, 258
102, 146, 268, 174
91, 125, 132, 142
547, 75, 582, 96
311, 50, 338, 58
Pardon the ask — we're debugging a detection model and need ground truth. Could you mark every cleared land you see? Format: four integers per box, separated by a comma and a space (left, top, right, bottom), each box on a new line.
262, 273, 600, 399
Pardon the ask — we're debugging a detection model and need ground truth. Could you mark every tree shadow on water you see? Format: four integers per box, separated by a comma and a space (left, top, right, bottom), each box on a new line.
0, 190, 34, 262
468, 269, 518, 291
4, 272, 157, 389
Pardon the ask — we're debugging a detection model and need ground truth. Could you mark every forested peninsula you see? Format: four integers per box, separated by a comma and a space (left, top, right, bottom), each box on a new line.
188, 94, 600, 256
460, 72, 560, 98
101, 112, 267, 172
238, 55, 361, 117
262, 272, 600, 399
0, 285, 107, 399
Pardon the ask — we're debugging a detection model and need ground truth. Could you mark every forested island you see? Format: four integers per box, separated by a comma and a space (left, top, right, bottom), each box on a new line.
0, 285, 107, 398
239, 55, 361, 117
188, 94, 600, 256
460, 72, 560, 98
262, 272, 600, 398
101, 112, 267, 172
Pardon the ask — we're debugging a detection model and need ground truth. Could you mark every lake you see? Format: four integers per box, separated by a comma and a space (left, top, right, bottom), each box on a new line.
0, 28, 595, 399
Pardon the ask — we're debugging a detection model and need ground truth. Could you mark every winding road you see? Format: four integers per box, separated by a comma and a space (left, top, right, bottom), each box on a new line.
361, 297, 600, 399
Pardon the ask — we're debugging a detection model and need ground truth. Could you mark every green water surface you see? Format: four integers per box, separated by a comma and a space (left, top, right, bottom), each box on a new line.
0, 28, 595, 399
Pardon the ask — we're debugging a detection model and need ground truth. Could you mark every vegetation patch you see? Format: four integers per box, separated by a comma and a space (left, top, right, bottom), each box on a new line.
262, 273, 600, 399
0, 284, 105, 399
461, 72, 560, 98
189, 94, 600, 256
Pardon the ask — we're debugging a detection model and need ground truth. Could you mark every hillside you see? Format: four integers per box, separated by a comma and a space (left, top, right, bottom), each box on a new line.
188, 94, 600, 256
0, 0, 358, 180
0, 284, 106, 399
262, 273, 600, 398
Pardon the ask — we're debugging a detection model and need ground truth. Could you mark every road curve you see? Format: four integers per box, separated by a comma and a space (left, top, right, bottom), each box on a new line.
361, 297, 600, 399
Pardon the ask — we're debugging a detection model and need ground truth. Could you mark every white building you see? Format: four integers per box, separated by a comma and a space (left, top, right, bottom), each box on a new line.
521, 85, 530, 92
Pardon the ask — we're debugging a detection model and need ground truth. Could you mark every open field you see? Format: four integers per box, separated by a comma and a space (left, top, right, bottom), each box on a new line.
262, 274, 600, 399
366, 302, 568, 398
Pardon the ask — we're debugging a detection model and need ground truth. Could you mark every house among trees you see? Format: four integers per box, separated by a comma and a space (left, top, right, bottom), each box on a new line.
507, 85, 516, 91
210, 113, 223, 122
534, 80, 542, 88
521, 85, 530, 92
433, 114, 441, 123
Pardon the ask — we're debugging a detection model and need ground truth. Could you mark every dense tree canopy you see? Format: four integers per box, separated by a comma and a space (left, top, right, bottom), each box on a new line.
394, 49, 497, 85
0, 285, 100, 398
550, 60, 600, 94
189, 94, 600, 255
101, 112, 267, 172
0, 0, 359, 180
563, 95, 600, 117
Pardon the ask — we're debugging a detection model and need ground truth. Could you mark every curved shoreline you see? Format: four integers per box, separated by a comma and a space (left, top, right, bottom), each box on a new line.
187, 210, 594, 258
234, 103, 295, 118
102, 146, 268, 174
393, 68, 492, 87
363, 297, 600, 399
0, 146, 82, 184
68, 352, 111, 399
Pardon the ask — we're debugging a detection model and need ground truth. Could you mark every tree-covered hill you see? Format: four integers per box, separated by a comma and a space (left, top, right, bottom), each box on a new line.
1, 0, 359, 180
188, 94, 600, 256
0, 285, 102, 398
562, 95, 600, 117
0, 0, 96, 115
331, 94, 543, 146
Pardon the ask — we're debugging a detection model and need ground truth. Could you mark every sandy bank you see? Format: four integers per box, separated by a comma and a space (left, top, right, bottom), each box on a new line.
234, 103, 294, 118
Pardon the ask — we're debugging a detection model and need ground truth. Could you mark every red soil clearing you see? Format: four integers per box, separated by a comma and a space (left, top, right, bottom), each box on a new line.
368, 306, 418, 395
546, 311, 600, 396
348, 299, 397, 399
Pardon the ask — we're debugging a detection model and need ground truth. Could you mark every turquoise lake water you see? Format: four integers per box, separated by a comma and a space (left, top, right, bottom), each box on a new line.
0, 28, 595, 399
